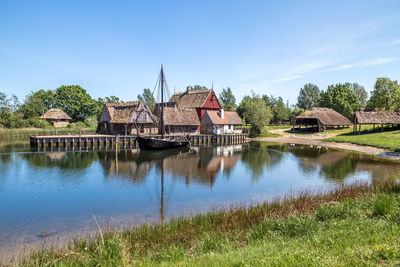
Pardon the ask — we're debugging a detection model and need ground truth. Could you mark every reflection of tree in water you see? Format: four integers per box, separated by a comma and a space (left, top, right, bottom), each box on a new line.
241, 142, 284, 180
354, 155, 400, 184
19, 151, 98, 171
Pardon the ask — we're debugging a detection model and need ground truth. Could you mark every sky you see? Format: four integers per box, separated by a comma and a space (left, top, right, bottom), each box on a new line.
0, 0, 399, 105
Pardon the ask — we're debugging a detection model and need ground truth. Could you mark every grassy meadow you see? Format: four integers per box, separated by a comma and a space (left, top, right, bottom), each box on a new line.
10, 181, 400, 266
326, 130, 400, 151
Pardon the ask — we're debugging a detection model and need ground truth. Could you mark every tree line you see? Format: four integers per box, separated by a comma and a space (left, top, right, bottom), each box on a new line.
1, 77, 398, 132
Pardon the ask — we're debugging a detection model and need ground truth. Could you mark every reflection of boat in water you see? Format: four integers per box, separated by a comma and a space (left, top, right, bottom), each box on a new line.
137, 65, 190, 150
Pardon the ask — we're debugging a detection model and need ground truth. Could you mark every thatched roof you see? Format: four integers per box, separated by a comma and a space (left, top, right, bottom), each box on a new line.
293, 107, 352, 126
154, 106, 200, 126
202, 110, 243, 125
353, 110, 400, 124
39, 108, 72, 121
99, 101, 157, 124
169, 89, 214, 108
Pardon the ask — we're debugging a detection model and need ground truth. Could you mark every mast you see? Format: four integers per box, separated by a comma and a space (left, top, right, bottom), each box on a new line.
160, 64, 165, 138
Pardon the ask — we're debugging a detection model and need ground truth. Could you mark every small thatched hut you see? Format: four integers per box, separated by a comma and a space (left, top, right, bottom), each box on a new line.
291, 107, 352, 132
200, 109, 242, 134
154, 106, 200, 135
353, 110, 400, 133
97, 101, 157, 135
39, 108, 72, 127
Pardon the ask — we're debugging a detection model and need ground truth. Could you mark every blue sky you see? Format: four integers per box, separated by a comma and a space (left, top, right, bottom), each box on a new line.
0, 0, 399, 105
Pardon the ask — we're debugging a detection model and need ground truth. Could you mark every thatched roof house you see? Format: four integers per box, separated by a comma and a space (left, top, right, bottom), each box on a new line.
292, 107, 352, 132
200, 110, 243, 134
353, 110, 400, 124
169, 87, 221, 120
39, 108, 72, 127
97, 101, 157, 135
154, 106, 200, 135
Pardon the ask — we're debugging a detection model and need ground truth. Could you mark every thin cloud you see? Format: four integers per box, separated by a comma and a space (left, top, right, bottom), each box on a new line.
274, 75, 303, 82
386, 39, 400, 46
320, 57, 395, 72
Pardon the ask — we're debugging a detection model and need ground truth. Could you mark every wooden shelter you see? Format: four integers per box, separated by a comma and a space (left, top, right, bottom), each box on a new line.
97, 101, 157, 135
291, 107, 352, 132
153, 106, 200, 135
353, 110, 400, 133
39, 108, 72, 127
200, 109, 243, 134
169, 87, 221, 120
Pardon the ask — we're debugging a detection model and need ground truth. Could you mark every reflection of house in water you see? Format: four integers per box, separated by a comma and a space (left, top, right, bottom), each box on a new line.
162, 146, 242, 187
97, 149, 152, 185
46, 152, 67, 160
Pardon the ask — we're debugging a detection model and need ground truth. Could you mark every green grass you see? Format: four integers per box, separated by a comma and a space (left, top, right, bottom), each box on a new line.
259, 130, 280, 137
265, 125, 292, 130
326, 130, 400, 151
12, 181, 400, 266
0, 127, 96, 138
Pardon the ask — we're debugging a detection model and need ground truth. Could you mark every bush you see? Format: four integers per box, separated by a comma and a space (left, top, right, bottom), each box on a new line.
25, 118, 50, 128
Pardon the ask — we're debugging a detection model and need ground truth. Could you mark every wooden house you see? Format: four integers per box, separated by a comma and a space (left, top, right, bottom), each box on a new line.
97, 101, 157, 135
353, 109, 400, 133
153, 106, 200, 135
39, 108, 72, 127
291, 107, 352, 132
169, 87, 221, 121
200, 109, 243, 134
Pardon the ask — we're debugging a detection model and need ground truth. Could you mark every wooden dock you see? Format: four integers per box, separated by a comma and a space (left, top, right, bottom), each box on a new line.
30, 134, 248, 148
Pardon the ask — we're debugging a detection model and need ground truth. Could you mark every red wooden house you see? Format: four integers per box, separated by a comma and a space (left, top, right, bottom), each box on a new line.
169, 87, 221, 121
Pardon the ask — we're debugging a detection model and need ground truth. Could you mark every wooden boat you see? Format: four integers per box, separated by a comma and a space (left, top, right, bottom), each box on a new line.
137, 135, 190, 150
137, 65, 191, 150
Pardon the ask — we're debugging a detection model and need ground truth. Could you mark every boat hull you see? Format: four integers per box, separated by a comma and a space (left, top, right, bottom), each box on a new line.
137, 136, 190, 150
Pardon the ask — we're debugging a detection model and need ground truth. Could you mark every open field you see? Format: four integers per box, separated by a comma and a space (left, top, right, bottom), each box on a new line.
326, 130, 400, 152
8, 181, 400, 266
0, 127, 97, 138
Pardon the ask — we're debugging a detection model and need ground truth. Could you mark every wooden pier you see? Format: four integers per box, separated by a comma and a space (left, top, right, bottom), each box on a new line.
30, 134, 248, 148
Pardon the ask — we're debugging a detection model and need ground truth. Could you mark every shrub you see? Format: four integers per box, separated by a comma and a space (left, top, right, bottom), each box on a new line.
25, 118, 50, 128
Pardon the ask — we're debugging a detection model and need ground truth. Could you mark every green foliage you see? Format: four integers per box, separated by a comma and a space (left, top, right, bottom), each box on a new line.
345, 82, 368, 107
190, 85, 208, 91
367, 77, 400, 111
373, 194, 395, 217
137, 88, 156, 111
237, 95, 272, 136
20, 89, 55, 118
219, 87, 237, 111
297, 83, 321, 110
96, 95, 120, 118
54, 85, 97, 121
320, 83, 361, 119
25, 117, 51, 128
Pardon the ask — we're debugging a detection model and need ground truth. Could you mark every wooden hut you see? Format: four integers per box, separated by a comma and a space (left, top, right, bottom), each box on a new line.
291, 107, 352, 132
153, 106, 200, 135
39, 108, 72, 127
200, 109, 243, 134
353, 110, 400, 133
97, 101, 157, 135
169, 87, 221, 120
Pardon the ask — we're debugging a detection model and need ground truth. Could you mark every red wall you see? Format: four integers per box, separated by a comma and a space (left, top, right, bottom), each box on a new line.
195, 91, 221, 132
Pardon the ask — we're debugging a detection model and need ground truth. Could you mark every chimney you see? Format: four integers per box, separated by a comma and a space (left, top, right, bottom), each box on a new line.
186, 86, 191, 93
219, 109, 224, 119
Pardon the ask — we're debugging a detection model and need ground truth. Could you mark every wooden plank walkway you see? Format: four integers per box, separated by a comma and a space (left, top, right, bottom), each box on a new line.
30, 134, 248, 148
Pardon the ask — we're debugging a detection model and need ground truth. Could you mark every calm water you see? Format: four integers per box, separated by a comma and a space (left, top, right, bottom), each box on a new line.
1, 140, 400, 256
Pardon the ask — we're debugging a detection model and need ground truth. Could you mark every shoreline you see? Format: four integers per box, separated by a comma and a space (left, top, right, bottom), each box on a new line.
254, 136, 395, 157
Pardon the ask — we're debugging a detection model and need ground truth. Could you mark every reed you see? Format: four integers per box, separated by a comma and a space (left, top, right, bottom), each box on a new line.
7, 180, 400, 266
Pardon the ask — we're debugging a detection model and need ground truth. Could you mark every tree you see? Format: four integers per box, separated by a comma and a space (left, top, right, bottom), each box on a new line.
367, 78, 400, 111
0, 91, 12, 127
345, 82, 368, 107
190, 85, 208, 91
272, 97, 291, 124
297, 83, 321, 110
320, 83, 361, 120
137, 88, 156, 111
237, 95, 272, 136
54, 85, 97, 121
20, 89, 55, 119
219, 87, 236, 111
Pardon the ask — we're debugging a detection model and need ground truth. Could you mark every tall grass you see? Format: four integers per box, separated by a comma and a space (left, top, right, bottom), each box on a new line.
0, 127, 96, 138
9, 180, 400, 266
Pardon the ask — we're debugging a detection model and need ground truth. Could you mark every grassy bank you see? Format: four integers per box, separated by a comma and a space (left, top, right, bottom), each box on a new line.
11, 181, 400, 266
326, 130, 400, 151
0, 127, 97, 138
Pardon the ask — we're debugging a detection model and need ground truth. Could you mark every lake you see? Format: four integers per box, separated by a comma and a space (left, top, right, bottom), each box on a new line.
1, 140, 400, 256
